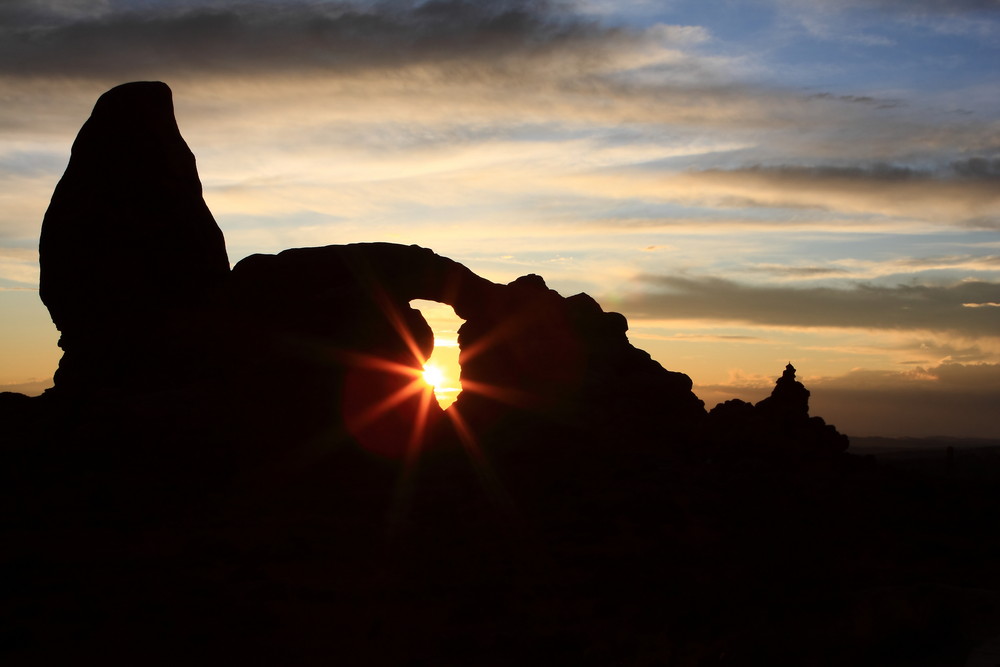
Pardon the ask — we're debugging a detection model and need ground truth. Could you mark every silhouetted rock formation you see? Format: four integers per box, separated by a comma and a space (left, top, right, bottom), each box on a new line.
32, 80, 706, 454
708, 363, 849, 458
30, 80, 853, 461
39, 81, 229, 396
25, 78, 859, 467
218, 242, 495, 455
451, 272, 705, 445
756, 362, 810, 419
216, 243, 704, 454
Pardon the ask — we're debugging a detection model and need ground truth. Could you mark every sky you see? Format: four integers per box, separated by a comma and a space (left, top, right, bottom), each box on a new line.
1, 0, 999, 438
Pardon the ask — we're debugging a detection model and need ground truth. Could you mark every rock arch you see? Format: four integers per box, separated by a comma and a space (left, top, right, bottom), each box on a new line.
37, 80, 708, 457
223, 242, 707, 452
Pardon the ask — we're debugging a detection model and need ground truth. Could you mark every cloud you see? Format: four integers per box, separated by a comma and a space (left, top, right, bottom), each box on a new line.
809, 362, 1000, 437
0, 1, 637, 79
783, 255, 1000, 283
896, 254, 1000, 269
805, 92, 899, 109
960, 217, 1000, 230
623, 275, 1000, 337
778, 0, 1000, 46
704, 158, 1000, 210
4, 0, 994, 182
549, 144, 1000, 229
630, 332, 764, 342
814, 0, 1000, 14
633, 162, 1000, 225
779, 0, 1000, 20
0, 0, 925, 137
0, 246, 41, 286
743, 265, 850, 278
897, 334, 1000, 364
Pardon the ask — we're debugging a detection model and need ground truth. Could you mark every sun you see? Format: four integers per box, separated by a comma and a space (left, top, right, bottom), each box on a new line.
422, 363, 446, 388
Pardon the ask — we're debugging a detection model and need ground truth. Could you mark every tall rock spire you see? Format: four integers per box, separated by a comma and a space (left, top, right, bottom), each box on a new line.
708, 362, 848, 458
39, 81, 230, 393
756, 361, 811, 419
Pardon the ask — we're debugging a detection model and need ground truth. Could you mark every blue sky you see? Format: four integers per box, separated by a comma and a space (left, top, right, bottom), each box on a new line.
1, 0, 998, 436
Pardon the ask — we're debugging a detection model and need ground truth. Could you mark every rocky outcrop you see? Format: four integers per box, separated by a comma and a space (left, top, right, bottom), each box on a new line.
450, 272, 705, 445
756, 362, 811, 419
708, 363, 848, 458
218, 242, 496, 455
39, 81, 229, 395
218, 244, 705, 455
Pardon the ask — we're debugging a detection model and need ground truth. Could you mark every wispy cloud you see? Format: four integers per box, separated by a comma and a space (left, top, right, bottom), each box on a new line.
560, 160, 1000, 227
811, 362, 1000, 437
624, 275, 1000, 336
790, 0, 1000, 14
630, 331, 764, 342
0, 246, 41, 286
0, 1, 639, 79
805, 92, 900, 109
743, 264, 850, 278
688, 162, 1000, 224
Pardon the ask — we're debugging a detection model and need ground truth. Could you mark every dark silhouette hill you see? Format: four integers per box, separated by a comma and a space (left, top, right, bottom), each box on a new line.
3, 82, 999, 666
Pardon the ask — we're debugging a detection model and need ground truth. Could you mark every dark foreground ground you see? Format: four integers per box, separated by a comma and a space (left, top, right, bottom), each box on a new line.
3, 401, 1000, 666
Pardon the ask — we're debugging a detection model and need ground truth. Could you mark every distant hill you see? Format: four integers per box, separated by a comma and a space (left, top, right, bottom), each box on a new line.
850, 435, 1000, 455
0, 378, 53, 396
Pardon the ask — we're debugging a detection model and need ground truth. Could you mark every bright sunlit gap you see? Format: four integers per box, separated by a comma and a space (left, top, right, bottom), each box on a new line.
410, 299, 464, 408
422, 363, 446, 389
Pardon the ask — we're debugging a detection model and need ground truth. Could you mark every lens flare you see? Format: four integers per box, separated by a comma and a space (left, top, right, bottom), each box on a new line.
422, 363, 446, 388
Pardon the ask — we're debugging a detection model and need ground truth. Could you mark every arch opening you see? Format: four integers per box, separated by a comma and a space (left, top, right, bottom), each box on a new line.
409, 299, 465, 409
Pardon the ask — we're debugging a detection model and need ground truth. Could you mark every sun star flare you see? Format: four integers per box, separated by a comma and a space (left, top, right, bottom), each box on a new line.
422, 362, 446, 389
